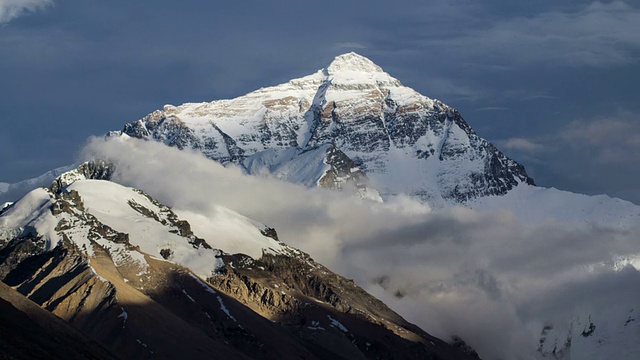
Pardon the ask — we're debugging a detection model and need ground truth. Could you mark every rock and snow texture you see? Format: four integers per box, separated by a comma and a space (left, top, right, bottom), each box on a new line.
0, 170, 288, 277
242, 144, 383, 202
537, 308, 640, 359
0, 164, 478, 360
67, 180, 225, 276
0, 187, 57, 245
0, 202, 11, 212
110, 51, 640, 226
173, 205, 287, 259
118, 52, 533, 206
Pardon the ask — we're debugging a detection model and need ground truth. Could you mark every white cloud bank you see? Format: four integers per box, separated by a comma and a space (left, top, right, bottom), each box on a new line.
500, 137, 544, 154
82, 137, 640, 359
0, 0, 52, 23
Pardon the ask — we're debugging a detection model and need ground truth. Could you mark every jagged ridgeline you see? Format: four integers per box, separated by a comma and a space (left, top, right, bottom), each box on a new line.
0, 161, 478, 360
116, 52, 533, 206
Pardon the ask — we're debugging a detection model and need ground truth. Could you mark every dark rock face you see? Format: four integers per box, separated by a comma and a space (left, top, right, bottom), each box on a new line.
0, 235, 124, 348
0, 281, 120, 360
0, 235, 47, 279
317, 145, 376, 195
308, 99, 534, 202
259, 227, 278, 241
210, 252, 475, 360
50, 160, 115, 194
450, 336, 482, 359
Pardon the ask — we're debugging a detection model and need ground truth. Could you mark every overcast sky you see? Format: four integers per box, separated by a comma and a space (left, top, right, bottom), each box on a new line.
1, 0, 639, 203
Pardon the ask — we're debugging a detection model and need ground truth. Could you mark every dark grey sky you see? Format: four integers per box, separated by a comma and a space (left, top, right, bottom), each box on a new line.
1, 0, 639, 203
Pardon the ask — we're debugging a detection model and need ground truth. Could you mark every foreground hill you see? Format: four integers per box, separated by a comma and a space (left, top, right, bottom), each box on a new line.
0, 280, 119, 360
0, 161, 476, 360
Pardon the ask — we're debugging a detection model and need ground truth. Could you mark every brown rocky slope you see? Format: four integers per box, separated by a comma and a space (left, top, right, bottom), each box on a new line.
0, 162, 479, 359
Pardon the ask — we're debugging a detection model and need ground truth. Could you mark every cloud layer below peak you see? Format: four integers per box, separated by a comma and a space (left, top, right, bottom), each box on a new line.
81, 137, 640, 359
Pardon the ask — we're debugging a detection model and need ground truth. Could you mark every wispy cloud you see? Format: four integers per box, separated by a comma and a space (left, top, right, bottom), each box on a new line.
500, 137, 544, 153
0, 0, 52, 23
510, 113, 640, 164
561, 116, 640, 163
476, 106, 508, 112
333, 41, 367, 50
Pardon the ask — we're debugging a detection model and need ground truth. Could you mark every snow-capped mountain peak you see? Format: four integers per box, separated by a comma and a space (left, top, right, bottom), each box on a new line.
324, 52, 402, 88
326, 52, 385, 74
117, 52, 532, 206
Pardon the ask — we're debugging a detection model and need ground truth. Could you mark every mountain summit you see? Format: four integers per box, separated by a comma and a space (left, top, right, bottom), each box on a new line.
326, 52, 385, 73
324, 52, 399, 87
118, 52, 533, 206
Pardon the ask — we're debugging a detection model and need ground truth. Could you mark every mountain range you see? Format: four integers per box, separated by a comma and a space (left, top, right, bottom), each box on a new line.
1, 53, 639, 359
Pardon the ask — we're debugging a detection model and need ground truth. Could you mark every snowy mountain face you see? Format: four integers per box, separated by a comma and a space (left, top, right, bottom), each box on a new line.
0, 161, 476, 360
537, 310, 640, 360
118, 52, 532, 206
467, 183, 640, 228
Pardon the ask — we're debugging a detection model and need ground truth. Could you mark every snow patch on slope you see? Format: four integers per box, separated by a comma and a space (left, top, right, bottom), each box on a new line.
327, 315, 349, 333
216, 295, 237, 322
0, 188, 57, 247
68, 180, 224, 277
538, 307, 640, 359
174, 206, 286, 259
